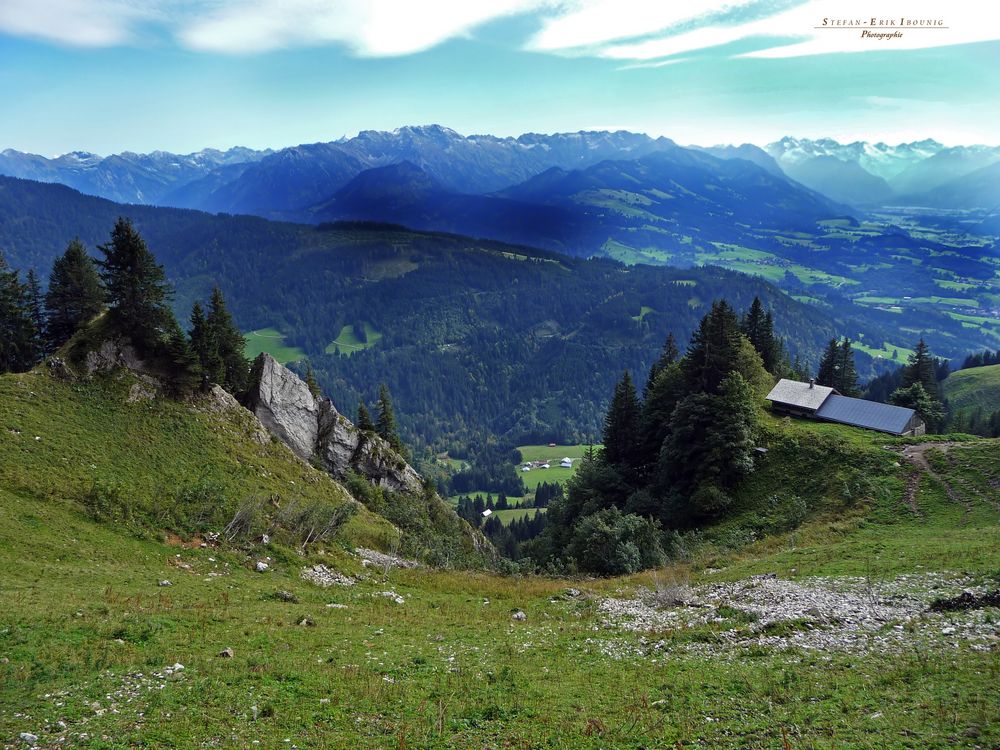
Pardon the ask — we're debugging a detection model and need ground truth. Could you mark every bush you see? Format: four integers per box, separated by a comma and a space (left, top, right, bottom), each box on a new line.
568, 508, 664, 575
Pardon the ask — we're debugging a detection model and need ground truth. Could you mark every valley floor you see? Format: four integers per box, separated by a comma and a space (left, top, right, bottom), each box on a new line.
2, 438, 999, 748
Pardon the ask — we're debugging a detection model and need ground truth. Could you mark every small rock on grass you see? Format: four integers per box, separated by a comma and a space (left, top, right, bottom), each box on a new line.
219, 647, 235, 658
512, 610, 527, 621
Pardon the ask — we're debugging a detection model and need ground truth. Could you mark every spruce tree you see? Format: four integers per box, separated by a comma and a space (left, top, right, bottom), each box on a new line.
163, 322, 202, 396
740, 297, 779, 372
0, 253, 40, 373
900, 339, 939, 398
44, 239, 103, 349
207, 287, 249, 394
96, 218, 173, 351
305, 364, 321, 400
25, 270, 44, 357
188, 301, 222, 388
684, 300, 743, 395
356, 401, 375, 431
601, 370, 640, 471
376, 383, 405, 454
644, 332, 679, 395
837, 339, 859, 397
816, 338, 840, 389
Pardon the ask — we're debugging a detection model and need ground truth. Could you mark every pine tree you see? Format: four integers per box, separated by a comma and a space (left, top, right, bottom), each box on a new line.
644, 332, 679, 395
637, 362, 685, 478
376, 383, 405, 454
740, 297, 779, 372
163, 322, 201, 396
836, 339, 859, 397
188, 301, 221, 388
816, 338, 840, 389
356, 401, 375, 431
890, 382, 944, 432
900, 339, 940, 398
24, 270, 44, 358
305, 364, 321, 399
684, 300, 743, 395
601, 370, 641, 472
96, 218, 173, 351
207, 287, 248, 394
0, 253, 40, 373
44, 239, 103, 349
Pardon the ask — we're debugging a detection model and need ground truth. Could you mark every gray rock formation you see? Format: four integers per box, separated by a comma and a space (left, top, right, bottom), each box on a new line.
246, 353, 422, 494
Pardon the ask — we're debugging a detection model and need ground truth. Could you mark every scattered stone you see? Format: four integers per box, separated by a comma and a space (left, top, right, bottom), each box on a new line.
219, 647, 235, 658
326, 603, 348, 610
19, 732, 38, 744
301, 565, 355, 588
0, 656, 9, 664
296, 617, 315, 627
158, 580, 172, 587
565, 588, 582, 598
274, 590, 298, 603
357, 547, 420, 570
512, 610, 527, 622
376, 591, 405, 605
255, 561, 269, 573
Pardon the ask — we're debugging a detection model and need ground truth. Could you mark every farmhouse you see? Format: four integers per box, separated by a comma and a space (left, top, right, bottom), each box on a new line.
766, 378, 925, 436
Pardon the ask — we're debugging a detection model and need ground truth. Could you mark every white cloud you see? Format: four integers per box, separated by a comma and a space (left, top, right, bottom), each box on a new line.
0, 0, 162, 47
596, 0, 1000, 61
177, 0, 549, 55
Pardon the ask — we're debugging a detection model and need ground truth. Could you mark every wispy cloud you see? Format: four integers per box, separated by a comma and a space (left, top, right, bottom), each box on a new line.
0, 0, 995, 59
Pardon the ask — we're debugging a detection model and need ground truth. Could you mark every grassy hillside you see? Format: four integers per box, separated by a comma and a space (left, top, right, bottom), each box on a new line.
944, 364, 1000, 416
1, 371, 999, 747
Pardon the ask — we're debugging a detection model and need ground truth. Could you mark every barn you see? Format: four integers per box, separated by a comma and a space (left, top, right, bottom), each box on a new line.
766, 378, 925, 436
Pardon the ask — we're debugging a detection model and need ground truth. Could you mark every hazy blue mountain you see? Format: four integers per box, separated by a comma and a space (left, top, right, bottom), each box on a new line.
0, 146, 269, 205
692, 143, 787, 178
900, 161, 1000, 210
765, 137, 943, 181
889, 145, 1000, 196
779, 155, 896, 206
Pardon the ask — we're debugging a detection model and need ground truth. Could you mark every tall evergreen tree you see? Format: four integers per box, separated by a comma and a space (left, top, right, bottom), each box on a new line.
44, 239, 104, 349
376, 383, 405, 454
0, 253, 39, 373
207, 287, 249, 394
637, 362, 685, 478
24, 269, 44, 358
163, 322, 202, 396
644, 332, 679, 395
601, 370, 640, 471
740, 297, 779, 373
900, 339, 940, 398
684, 300, 743, 395
356, 400, 375, 431
816, 338, 840, 389
188, 301, 222, 388
836, 339, 859, 397
305, 364, 321, 400
96, 218, 173, 351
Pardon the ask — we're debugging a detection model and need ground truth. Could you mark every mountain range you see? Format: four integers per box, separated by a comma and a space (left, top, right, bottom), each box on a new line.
3, 128, 998, 223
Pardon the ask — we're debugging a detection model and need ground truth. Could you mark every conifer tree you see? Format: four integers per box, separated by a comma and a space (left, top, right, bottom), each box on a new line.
356, 401, 375, 431
188, 301, 222, 388
816, 338, 840, 389
900, 339, 939, 398
376, 383, 405, 454
684, 299, 743, 395
836, 339, 859, 397
305, 363, 321, 399
163, 322, 201, 396
96, 218, 173, 351
24, 270, 44, 357
207, 287, 249, 394
44, 239, 103, 349
740, 297, 779, 372
644, 332, 679, 395
601, 370, 640, 471
0, 252, 40, 373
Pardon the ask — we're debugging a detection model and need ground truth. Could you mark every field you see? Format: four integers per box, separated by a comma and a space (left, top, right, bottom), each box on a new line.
943, 364, 1000, 417
2, 418, 999, 748
325, 323, 383, 356
243, 327, 306, 363
516, 444, 595, 490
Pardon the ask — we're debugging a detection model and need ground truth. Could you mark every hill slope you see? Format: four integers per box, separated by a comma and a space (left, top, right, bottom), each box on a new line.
944, 364, 1000, 416
1, 373, 998, 747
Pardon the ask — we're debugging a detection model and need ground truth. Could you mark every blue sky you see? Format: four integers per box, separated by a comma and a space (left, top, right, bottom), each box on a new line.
0, 0, 997, 155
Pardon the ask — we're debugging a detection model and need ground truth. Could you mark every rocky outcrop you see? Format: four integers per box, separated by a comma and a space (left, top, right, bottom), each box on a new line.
246, 354, 422, 494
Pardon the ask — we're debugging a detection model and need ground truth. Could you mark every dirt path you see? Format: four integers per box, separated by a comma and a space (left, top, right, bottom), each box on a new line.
896, 442, 974, 520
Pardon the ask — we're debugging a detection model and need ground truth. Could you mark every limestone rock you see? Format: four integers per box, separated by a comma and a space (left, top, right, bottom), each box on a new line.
246, 354, 319, 461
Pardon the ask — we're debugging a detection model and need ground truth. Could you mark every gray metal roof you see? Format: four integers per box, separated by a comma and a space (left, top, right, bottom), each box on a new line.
815, 395, 917, 435
766, 378, 836, 411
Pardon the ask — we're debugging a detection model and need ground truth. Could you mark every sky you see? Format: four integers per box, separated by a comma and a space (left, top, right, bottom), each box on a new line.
1, 0, 998, 155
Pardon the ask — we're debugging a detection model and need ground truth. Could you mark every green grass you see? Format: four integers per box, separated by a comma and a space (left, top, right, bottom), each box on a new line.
244, 327, 306, 364
516, 444, 596, 490
325, 323, 383, 356
491, 507, 546, 525
2, 374, 999, 747
852, 340, 915, 361
943, 364, 1000, 417
631, 306, 655, 322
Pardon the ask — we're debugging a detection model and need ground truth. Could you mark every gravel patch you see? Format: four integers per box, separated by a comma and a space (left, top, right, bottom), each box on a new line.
300, 564, 356, 587
595, 572, 1000, 656
356, 548, 420, 570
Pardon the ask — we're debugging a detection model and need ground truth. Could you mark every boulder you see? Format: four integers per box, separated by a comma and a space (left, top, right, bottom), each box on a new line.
246, 354, 319, 461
